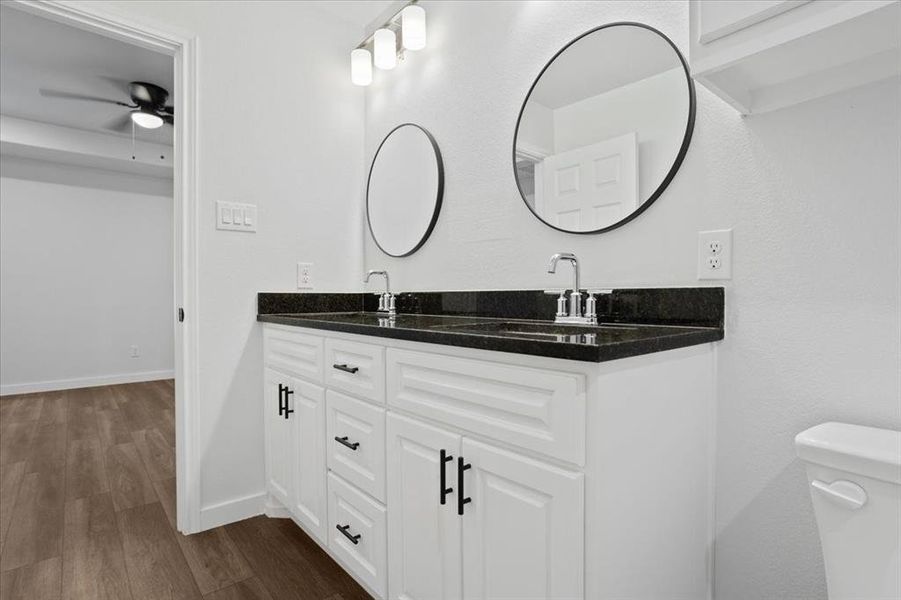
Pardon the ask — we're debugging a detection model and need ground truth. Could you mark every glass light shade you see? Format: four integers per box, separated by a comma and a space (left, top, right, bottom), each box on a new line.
374, 28, 397, 70
131, 110, 163, 129
401, 5, 426, 51
351, 48, 372, 86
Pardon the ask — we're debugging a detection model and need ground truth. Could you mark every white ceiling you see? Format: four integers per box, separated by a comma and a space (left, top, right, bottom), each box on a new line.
529, 25, 682, 110
0, 4, 174, 144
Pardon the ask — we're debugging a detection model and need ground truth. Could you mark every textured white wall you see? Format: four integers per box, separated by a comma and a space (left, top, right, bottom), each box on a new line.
87, 0, 366, 517
0, 163, 173, 392
363, 1, 901, 597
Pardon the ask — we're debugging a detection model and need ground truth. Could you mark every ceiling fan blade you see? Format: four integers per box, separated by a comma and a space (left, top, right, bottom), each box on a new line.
104, 113, 134, 134
39, 88, 134, 107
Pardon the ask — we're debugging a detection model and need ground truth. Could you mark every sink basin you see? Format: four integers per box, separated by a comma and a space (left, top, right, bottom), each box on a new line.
429, 320, 639, 341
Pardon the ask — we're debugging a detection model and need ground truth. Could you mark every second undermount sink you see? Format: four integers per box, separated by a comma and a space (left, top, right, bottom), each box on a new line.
428, 320, 639, 340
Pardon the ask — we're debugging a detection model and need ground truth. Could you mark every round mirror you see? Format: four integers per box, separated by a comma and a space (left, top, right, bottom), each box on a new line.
513, 23, 695, 234
367, 123, 444, 257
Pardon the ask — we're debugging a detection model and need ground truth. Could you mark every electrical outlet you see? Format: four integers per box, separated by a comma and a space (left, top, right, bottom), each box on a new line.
698, 229, 732, 280
130, 345, 140, 358
297, 262, 313, 289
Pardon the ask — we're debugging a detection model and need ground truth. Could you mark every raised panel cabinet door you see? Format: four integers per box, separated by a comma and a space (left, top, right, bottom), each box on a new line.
291, 376, 327, 543
387, 413, 462, 600
264, 368, 295, 509
460, 438, 585, 600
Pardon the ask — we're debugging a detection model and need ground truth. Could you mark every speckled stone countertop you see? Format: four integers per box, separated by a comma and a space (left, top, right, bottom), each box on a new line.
257, 288, 724, 363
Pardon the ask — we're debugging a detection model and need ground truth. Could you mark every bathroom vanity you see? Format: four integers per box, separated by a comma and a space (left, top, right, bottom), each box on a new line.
257, 289, 723, 600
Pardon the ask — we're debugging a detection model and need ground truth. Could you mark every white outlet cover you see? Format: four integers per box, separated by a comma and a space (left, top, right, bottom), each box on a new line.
297, 262, 313, 289
698, 229, 732, 280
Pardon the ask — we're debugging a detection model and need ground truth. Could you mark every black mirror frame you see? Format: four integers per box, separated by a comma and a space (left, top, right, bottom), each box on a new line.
512, 22, 696, 235
366, 122, 445, 257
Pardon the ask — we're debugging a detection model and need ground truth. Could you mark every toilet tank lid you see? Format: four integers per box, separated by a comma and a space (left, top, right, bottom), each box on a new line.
795, 422, 901, 485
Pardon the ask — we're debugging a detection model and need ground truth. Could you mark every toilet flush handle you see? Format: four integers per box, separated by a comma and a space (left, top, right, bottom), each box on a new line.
811, 479, 868, 510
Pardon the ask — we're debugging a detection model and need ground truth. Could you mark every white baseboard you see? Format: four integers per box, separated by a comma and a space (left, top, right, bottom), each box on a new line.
0, 369, 175, 396
199, 491, 266, 531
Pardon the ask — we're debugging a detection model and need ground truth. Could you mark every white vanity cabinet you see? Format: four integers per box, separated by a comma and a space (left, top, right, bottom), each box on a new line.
690, 0, 900, 114
262, 323, 716, 600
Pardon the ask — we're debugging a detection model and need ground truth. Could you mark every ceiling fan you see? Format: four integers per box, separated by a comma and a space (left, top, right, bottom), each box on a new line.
39, 81, 173, 131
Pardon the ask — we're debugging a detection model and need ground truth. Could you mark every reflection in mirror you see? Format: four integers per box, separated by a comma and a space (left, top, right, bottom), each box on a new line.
514, 23, 695, 234
367, 123, 444, 257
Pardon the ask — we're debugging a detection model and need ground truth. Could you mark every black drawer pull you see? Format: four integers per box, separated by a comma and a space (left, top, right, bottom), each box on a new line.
333, 363, 359, 374
336, 524, 361, 545
439, 449, 453, 505
334, 436, 360, 451
457, 456, 472, 516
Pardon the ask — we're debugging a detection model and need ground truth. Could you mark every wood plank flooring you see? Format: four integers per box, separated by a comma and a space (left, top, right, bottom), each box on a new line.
0, 382, 370, 600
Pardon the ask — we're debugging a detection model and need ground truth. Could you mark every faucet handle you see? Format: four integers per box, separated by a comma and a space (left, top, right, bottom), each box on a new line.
544, 290, 569, 318
584, 289, 612, 320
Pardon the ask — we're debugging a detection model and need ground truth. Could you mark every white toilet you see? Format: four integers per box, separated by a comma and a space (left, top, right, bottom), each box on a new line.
795, 422, 901, 600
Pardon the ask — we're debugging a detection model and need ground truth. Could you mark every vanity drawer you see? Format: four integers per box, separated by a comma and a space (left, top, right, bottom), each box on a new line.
325, 338, 386, 404
387, 348, 587, 465
263, 325, 324, 383
326, 390, 386, 503
327, 472, 387, 599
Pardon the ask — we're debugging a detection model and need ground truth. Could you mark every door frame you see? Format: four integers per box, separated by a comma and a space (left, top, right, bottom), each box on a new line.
9, 0, 202, 533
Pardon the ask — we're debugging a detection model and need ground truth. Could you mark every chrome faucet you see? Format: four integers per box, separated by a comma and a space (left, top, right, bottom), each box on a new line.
547, 253, 583, 319
546, 253, 611, 325
364, 270, 395, 316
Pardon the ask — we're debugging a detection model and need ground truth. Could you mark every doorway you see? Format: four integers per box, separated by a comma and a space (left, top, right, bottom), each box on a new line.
0, 0, 198, 533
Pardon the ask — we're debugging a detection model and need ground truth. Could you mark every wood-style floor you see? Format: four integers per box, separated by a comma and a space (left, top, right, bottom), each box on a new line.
0, 381, 370, 600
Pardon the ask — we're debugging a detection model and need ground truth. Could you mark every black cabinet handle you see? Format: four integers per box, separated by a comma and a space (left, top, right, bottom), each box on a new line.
457, 457, 472, 516
440, 449, 453, 505
277, 384, 294, 419
333, 363, 360, 374
334, 436, 360, 451
336, 524, 361, 545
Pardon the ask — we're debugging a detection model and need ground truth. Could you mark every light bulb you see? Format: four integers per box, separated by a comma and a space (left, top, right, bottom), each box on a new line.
131, 110, 163, 129
401, 5, 426, 51
351, 48, 372, 86
374, 28, 397, 70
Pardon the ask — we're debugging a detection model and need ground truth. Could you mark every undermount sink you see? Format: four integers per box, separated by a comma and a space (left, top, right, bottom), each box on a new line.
429, 320, 639, 339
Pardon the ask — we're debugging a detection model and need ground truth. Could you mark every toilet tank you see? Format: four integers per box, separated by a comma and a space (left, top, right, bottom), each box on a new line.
795, 422, 901, 600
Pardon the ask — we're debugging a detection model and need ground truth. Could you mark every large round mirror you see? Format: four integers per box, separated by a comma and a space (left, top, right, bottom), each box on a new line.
367, 123, 444, 257
513, 23, 695, 234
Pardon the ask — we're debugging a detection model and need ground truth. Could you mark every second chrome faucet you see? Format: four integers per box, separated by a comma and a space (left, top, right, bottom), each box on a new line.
364, 270, 396, 316
546, 252, 611, 325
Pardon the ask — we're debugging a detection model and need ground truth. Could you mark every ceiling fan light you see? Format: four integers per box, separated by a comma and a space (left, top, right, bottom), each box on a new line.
131, 110, 163, 129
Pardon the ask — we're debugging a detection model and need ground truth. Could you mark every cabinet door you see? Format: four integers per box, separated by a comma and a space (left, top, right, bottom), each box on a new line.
460, 438, 584, 600
387, 414, 462, 600
264, 368, 294, 509
291, 376, 327, 543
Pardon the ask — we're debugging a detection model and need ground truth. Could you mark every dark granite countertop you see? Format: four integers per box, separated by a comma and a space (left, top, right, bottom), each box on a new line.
257, 311, 723, 363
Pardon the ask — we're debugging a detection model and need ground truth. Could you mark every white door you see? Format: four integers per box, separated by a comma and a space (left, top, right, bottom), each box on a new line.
539, 132, 638, 231
387, 413, 462, 600
460, 438, 585, 600
264, 368, 294, 509
291, 376, 327, 543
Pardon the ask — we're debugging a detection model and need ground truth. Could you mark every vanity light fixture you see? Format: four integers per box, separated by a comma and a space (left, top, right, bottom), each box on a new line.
351, 48, 373, 86
349, 1, 427, 86
401, 5, 426, 50
374, 28, 397, 70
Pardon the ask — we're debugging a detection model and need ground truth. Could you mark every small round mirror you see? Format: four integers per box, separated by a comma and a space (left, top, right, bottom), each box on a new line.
367, 123, 444, 257
514, 23, 695, 234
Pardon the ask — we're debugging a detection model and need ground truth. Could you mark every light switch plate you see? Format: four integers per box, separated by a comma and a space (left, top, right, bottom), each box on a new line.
216, 201, 257, 232
698, 229, 733, 280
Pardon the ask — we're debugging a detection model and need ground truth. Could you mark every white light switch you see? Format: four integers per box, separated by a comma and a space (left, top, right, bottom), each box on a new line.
216, 201, 257, 232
